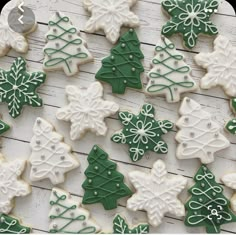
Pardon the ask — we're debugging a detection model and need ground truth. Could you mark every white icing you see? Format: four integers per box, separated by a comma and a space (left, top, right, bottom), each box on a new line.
29, 118, 79, 185
83, 0, 139, 44
127, 159, 187, 227
56, 82, 119, 140
195, 35, 236, 97
176, 97, 230, 164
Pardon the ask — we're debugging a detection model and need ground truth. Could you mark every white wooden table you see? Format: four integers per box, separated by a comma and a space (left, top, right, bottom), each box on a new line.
0, 0, 236, 233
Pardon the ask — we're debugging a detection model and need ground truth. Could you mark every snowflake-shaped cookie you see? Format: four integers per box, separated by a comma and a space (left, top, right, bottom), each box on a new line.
83, 0, 139, 44
112, 104, 173, 162
162, 0, 219, 49
0, 154, 31, 214
0, 116, 10, 135
0, 57, 46, 118
56, 82, 119, 140
195, 35, 236, 97
127, 159, 187, 226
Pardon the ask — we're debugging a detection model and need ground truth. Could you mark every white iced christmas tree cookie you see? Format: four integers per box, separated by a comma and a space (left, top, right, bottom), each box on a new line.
49, 188, 101, 233
127, 159, 187, 227
176, 97, 230, 164
195, 35, 236, 97
83, 0, 139, 44
29, 118, 79, 185
0, 154, 31, 214
146, 37, 197, 103
56, 82, 119, 140
43, 12, 93, 76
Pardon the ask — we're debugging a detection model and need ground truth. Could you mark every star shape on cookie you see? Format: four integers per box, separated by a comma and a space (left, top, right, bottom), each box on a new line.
161, 0, 219, 49
56, 82, 119, 140
195, 35, 236, 97
127, 159, 187, 227
0, 154, 31, 214
0, 57, 46, 118
111, 104, 173, 162
83, 0, 139, 44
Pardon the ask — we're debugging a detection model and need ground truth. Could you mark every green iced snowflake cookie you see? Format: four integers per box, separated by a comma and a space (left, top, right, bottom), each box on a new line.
230, 97, 236, 113
0, 119, 10, 135
225, 118, 236, 135
162, 0, 219, 49
112, 104, 173, 162
0, 57, 46, 118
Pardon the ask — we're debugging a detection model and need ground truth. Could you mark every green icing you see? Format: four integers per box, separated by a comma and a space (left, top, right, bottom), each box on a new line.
111, 104, 173, 162
113, 215, 149, 234
161, 0, 219, 49
230, 98, 236, 113
225, 118, 236, 135
0, 57, 46, 118
95, 29, 144, 94
185, 165, 236, 233
82, 145, 132, 210
0, 119, 10, 135
0, 214, 31, 234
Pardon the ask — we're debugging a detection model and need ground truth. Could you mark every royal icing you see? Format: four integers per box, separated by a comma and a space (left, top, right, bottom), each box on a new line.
145, 36, 197, 102
29, 118, 79, 185
161, 0, 219, 49
96, 29, 144, 94
83, 0, 139, 44
185, 165, 236, 233
112, 103, 173, 162
230, 98, 236, 113
0, 154, 31, 214
225, 118, 236, 135
176, 97, 230, 164
195, 35, 236, 97
82, 145, 132, 210
0, 117, 10, 135
127, 159, 187, 227
56, 82, 119, 140
113, 215, 149, 234
43, 12, 93, 77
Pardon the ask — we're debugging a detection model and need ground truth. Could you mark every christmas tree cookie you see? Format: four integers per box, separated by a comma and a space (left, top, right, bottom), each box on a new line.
0, 116, 10, 135
176, 97, 230, 164
0, 214, 31, 234
29, 118, 79, 185
127, 160, 187, 227
82, 145, 132, 210
146, 36, 197, 102
162, 0, 219, 49
95, 29, 144, 94
185, 165, 236, 233
113, 215, 149, 234
112, 104, 173, 162
49, 188, 100, 233
43, 12, 93, 76
0, 57, 46, 118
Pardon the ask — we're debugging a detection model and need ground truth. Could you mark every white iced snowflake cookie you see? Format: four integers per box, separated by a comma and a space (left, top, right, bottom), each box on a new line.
83, 0, 140, 44
127, 159, 187, 227
195, 35, 236, 97
0, 154, 31, 214
176, 97, 230, 164
56, 82, 119, 140
29, 118, 79, 185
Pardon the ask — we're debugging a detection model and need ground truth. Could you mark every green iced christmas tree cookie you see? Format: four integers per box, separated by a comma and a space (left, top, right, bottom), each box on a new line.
95, 29, 144, 94
0, 118, 10, 135
82, 145, 132, 210
185, 165, 236, 233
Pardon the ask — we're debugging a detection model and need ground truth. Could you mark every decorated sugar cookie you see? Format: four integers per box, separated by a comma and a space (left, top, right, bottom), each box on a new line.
0, 154, 31, 214
162, 0, 219, 49
43, 12, 93, 76
127, 160, 187, 227
0, 117, 10, 135
96, 29, 144, 94
146, 36, 197, 102
111, 104, 173, 162
56, 82, 119, 140
82, 145, 132, 210
29, 118, 79, 185
113, 215, 149, 234
225, 118, 236, 135
0, 57, 46, 118
49, 188, 100, 233
185, 165, 236, 233
230, 98, 236, 113
195, 35, 236, 97
176, 97, 230, 164
83, 0, 139, 44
